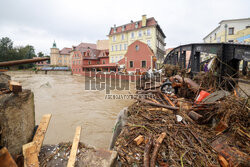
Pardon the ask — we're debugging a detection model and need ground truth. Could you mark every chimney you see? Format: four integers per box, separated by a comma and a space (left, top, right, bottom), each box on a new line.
142, 15, 147, 27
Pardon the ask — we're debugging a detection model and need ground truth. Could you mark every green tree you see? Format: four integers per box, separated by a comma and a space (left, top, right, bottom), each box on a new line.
0, 37, 14, 62
37, 52, 44, 57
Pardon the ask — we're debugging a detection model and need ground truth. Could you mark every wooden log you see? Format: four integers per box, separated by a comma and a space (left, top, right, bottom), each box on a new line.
147, 108, 174, 115
9, 81, 22, 93
218, 154, 229, 167
22, 142, 39, 167
161, 93, 176, 107
143, 136, 153, 167
33, 114, 52, 153
134, 135, 144, 145
139, 99, 179, 110
67, 126, 81, 167
150, 132, 166, 167
0, 147, 18, 167
188, 111, 203, 122
148, 98, 161, 104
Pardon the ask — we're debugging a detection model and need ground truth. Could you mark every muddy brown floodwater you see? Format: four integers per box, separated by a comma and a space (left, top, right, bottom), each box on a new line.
7, 72, 135, 149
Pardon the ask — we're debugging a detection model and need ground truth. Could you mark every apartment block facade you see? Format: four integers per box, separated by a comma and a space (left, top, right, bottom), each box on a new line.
108, 15, 166, 68
203, 18, 250, 44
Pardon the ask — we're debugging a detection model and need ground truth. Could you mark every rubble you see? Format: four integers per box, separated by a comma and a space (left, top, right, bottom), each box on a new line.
113, 68, 250, 167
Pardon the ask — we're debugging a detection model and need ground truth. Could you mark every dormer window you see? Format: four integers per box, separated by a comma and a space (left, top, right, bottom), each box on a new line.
114, 27, 116, 33
122, 25, 126, 31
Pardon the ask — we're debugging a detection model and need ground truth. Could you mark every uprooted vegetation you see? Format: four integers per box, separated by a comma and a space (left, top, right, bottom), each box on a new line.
113, 64, 250, 167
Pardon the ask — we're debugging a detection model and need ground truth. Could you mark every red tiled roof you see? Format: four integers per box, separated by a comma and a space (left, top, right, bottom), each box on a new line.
76, 42, 97, 50
82, 63, 117, 68
60, 47, 72, 55
109, 17, 157, 35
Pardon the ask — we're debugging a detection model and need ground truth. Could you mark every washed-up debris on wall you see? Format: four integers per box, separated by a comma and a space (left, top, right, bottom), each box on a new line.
113, 65, 250, 167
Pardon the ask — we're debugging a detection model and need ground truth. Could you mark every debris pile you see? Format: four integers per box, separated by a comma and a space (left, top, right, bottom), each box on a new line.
113, 71, 250, 166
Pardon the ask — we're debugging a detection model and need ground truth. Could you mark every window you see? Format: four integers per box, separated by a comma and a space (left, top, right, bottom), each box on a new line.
73, 61, 75, 65
228, 40, 234, 43
228, 27, 234, 35
112, 46, 114, 51
124, 44, 127, 50
120, 44, 122, 51
135, 45, 139, 51
131, 32, 134, 38
141, 61, 146, 68
246, 26, 250, 29
214, 33, 216, 40
115, 56, 118, 62
115, 45, 118, 51
88, 61, 91, 65
113, 36, 116, 41
122, 26, 125, 31
119, 56, 122, 60
135, 22, 138, 28
138, 30, 142, 37
111, 57, 114, 63
129, 61, 134, 68
122, 34, 125, 40
147, 40, 151, 47
103, 60, 105, 64
147, 29, 151, 36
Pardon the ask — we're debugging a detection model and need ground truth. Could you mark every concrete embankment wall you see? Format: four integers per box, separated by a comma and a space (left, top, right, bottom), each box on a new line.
0, 73, 36, 155
5, 70, 72, 75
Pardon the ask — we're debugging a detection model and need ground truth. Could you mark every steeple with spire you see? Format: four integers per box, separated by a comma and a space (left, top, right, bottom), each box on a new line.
52, 40, 57, 48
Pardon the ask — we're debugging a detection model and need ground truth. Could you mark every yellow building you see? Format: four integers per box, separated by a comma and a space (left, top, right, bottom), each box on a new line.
108, 15, 166, 68
50, 41, 72, 67
203, 18, 250, 44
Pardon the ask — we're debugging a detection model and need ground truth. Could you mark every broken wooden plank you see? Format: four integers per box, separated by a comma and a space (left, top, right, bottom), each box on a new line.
0, 147, 18, 167
67, 126, 81, 167
22, 142, 39, 167
8, 80, 22, 93
33, 114, 52, 153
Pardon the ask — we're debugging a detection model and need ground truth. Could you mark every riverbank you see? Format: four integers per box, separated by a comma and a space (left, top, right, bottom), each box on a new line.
5, 70, 72, 75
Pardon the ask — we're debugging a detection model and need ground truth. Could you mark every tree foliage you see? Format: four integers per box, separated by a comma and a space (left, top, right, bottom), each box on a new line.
0, 37, 40, 68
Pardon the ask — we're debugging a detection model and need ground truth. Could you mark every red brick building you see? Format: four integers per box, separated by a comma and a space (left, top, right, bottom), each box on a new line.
71, 48, 118, 74
118, 40, 156, 73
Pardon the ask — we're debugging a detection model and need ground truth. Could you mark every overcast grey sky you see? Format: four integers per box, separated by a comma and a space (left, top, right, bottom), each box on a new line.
0, 0, 249, 55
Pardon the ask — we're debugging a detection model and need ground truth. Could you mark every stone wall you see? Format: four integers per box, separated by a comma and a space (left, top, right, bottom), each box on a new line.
0, 89, 35, 155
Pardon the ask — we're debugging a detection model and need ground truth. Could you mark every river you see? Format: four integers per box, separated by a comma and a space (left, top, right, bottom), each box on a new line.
7, 72, 135, 149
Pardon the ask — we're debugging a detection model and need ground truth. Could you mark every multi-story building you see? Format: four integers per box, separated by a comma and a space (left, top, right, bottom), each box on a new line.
71, 47, 117, 75
108, 15, 166, 68
50, 41, 72, 67
203, 18, 250, 44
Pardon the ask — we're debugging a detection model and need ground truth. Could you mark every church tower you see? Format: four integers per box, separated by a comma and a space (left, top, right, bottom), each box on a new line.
50, 41, 59, 65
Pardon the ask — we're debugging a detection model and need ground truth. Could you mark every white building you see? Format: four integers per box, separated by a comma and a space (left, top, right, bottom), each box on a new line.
203, 18, 250, 44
